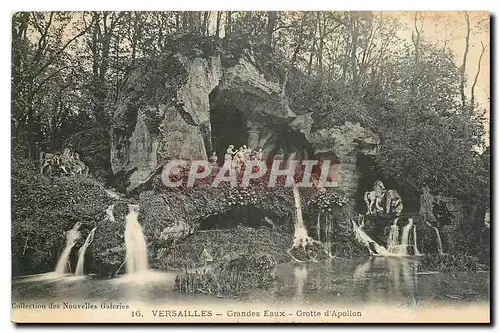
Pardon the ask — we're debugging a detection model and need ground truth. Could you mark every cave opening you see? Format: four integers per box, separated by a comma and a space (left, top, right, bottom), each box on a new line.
209, 87, 317, 167
355, 154, 420, 214
265, 124, 316, 164
198, 206, 278, 230
209, 88, 247, 166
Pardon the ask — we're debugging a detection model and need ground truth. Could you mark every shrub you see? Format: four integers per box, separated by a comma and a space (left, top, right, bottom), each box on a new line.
419, 253, 487, 272
12, 158, 113, 276
155, 225, 292, 270
174, 253, 276, 297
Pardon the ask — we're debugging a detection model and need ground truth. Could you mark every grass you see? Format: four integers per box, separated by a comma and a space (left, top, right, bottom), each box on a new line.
174, 253, 276, 297
419, 253, 488, 272
155, 225, 293, 270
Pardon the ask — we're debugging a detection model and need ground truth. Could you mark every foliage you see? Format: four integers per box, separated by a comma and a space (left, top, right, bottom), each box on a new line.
307, 190, 349, 213
289, 242, 330, 262
11, 158, 113, 276
223, 187, 258, 206
173, 253, 276, 297
155, 225, 292, 270
419, 254, 487, 272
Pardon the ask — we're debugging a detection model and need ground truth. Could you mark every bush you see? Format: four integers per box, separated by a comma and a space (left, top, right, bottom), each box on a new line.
173, 253, 276, 297
155, 225, 292, 270
419, 253, 487, 272
289, 242, 330, 262
12, 158, 113, 276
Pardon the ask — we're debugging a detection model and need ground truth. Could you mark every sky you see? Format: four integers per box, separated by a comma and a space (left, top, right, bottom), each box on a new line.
395, 11, 490, 141
397, 12, 490, 108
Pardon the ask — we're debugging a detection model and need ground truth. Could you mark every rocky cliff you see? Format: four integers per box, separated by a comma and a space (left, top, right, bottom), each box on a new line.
109, 35, 380, 197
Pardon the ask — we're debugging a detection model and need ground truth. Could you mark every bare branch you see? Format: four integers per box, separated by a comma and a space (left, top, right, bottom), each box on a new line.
460, 11, 471, 108
471, 41, 487, 107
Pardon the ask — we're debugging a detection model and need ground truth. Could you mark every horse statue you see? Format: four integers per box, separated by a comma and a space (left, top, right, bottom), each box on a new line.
364, 181, 403, 215
364, 180, 386, 214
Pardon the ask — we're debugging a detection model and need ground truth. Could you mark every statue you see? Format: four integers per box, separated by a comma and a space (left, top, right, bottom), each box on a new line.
256, 148, 263, 161
226, 145, 236, 156
39, 146, 89, 177
233, 146, 245, 172
70, 153, 89, 175
385, 189, 403, 215
364, 180, 386, 215
209, 152, 218, 167
60, 146, 73, 175
364, 180, 404, 216
222, 145, 236, 170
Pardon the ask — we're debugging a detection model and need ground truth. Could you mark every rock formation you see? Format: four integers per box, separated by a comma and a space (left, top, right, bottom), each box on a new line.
109, 36, 380, 196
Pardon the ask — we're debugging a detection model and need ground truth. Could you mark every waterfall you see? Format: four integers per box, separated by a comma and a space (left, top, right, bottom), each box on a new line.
75, 227, 97, 276
400, 218, 413, 253
433, 227, 444, 255
54, 222, 81, 275
124, 205, 149, 273
413, 226, 421, 255
285, 152, 314, 249
388, 218, 413, 255
352, 220, 393, 256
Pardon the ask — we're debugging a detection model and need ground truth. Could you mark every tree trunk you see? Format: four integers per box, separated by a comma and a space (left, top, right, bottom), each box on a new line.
265, 11, 277, 48
350, 13, 359, 91
316, 12, 324, 74
224, 11, 232, 48
215, 11, 222, 38
203, 11, 209, 35
460, 12, 471, 109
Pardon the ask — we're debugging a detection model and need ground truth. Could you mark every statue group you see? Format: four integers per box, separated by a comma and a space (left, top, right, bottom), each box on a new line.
364, 180, 403, 216
40, 145, 89, 177
210, 145, 264, 172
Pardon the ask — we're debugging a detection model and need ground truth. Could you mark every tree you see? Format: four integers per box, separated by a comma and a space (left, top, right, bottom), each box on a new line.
12, 12, 88, 158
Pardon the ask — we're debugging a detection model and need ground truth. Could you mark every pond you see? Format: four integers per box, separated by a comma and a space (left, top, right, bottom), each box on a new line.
11, 257, 490, 322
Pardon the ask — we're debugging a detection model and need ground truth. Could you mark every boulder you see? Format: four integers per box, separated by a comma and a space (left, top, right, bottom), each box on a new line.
309, 122, 380, 197
109, 36, 380, 200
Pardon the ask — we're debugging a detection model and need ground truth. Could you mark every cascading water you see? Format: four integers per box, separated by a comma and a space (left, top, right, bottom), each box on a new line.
75, 227, 97, 276
388, 218, 413, 255
400, 218, 413, 253
413, 226, 421, 255
286, 152, 314, 249
124, 205, 149, 273
352, 220, 393, 256
433, 227, 444, 255
54, 222, 81, 275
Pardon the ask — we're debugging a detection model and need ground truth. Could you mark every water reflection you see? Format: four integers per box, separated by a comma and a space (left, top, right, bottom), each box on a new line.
12, 258, 489, 307
277, 257, 488, 306
293, 265, 308, 297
